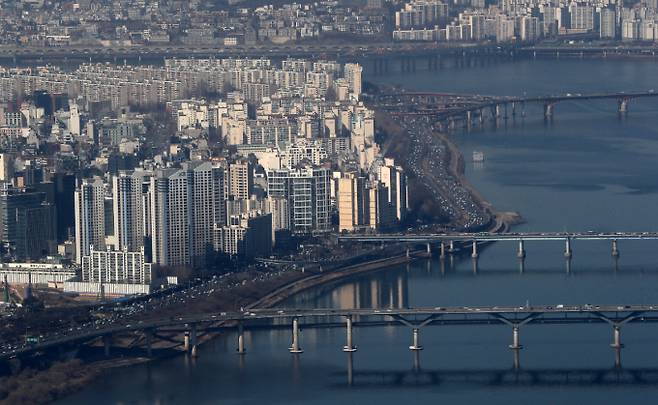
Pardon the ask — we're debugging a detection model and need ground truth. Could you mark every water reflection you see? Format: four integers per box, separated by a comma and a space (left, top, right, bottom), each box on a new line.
332, 364, 658, 387
288, 269, 409, 310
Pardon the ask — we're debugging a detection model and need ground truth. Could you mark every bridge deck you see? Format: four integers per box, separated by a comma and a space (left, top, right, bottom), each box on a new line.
338, 232, 658, 242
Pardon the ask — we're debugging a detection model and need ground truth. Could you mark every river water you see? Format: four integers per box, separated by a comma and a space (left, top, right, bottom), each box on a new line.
64, 58, 658, 404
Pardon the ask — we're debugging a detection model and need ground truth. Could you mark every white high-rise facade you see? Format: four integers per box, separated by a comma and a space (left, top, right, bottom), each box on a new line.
150, 162, 226, 267
344, 63, 363, 100
74, 177, 106, 264
267, 166, 331, 234
112, 171, 145, 252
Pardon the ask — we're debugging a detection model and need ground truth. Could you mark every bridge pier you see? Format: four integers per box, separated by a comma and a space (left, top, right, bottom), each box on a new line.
289, 317, 303, 353
610, 325, 624, 349
347, 352, 354, 386
440, 241, 446, 260
448, 240, 455, 254
184, 331, 190, 352
471, 240, 478, 259
612, 240, 620, 258
409, 328, 423, 351
466, 110, 472, 129
564, 238, 573, 259
509, 326, 523, 350
406, 248, 410, 258
544, 102, 554, 119
237, 321, 246, 354
426, 243, 432, 256
511, 102, 516, 116
618, 98, 629, 115
343, 316, 357, 352
513, 348, 521, 371
491, 104, 501, 119
190, 324, 198, 357
517, 240, 526, 259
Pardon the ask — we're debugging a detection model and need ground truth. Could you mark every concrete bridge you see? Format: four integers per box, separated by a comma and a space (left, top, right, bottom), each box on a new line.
339, 232, 658, 262
383, 90, 658, 129
4, 304, 658, 370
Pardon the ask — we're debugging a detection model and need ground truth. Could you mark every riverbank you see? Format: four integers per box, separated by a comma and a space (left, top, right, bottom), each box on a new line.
1, 246, 425, 405
436, 128, 523, 233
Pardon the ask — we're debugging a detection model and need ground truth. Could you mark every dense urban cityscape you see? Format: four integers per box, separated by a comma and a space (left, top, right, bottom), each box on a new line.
1, 0, 658, 403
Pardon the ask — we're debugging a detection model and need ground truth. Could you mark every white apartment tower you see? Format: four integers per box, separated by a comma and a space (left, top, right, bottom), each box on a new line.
112, 171, 145, 252
74, 177, 106, 264
267, 166, 331, 233
344, 63, 363, 100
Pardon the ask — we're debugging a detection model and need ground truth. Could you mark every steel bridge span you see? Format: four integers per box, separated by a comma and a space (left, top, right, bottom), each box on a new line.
5, 305, 658, 370
383, 90, 658, 130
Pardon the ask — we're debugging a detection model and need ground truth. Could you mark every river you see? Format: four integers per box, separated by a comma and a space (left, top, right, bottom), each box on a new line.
63, 58, 658, 404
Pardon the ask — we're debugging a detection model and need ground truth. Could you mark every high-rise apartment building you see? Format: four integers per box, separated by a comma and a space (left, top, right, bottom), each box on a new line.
74, 178, 106, 264
267, 166, 331, 233
570, 3, 594, 31
112, 171, 146, 252
82, 246, 152, 285
338, 174, 368, 232
150, 162, 225, 267
0, 184, 56, 260
228, 160, 253, 200
599, 8, 616, 38
379, 159, 408, 223
343, 63, 363, 100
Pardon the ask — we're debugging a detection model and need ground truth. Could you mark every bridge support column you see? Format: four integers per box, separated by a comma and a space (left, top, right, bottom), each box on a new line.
509, 326, 523, 350
190, 324, 198, 357
103, 334, 111, 357
409, 328, 423, 351
343, 316, 357, 352
290, 317, 303, 353
618, 98, 629, 115
492, 105, 501, 119
448, 240, 455, 254
440, 241, 446, 260
511, 102, 516, 116
517, 240, 526, 259
471, 240, 478, 259
237, 322, 246, 354
426, 243, 431, 256
466, 110, 472, 129
564, 238, 573, 259
610, 325, 624, 349
544, 102, 554, 119
612, 240, 620, 258
184, 331, 190, 352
